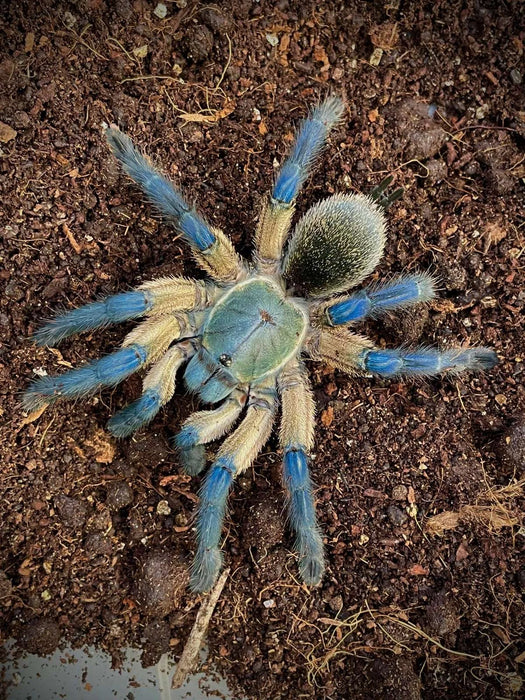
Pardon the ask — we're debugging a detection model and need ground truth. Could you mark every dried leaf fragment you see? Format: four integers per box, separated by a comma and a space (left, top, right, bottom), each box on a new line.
178, 100, 235, 123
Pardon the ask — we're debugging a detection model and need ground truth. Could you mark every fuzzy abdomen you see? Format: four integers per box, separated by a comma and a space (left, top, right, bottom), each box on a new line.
282, 193, 386, 297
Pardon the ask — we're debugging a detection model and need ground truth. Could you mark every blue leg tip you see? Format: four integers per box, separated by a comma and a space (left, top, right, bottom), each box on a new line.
190, 547, 223, 593
107, 389, 161, 437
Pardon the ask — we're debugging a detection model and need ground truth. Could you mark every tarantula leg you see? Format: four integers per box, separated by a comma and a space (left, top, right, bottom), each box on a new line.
33, 278, 213, 347
306, 326, 497, 377
360, 347, 498, 377
191, 379, 277, 592
255, 97, 344, 270
368, 175, 404, 211
105, 126, 244, 284
121, 312, 196, 364
107, 340, 196, 437
174, 388, 248, 476
279, 360, 324, 586
273, 96, 345, 205
23, 314, 194, 412
22, 344, 148, 412
323, 273, 437, 325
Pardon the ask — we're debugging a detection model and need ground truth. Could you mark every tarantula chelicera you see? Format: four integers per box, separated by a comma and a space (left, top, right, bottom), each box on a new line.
24, 97, 497, 592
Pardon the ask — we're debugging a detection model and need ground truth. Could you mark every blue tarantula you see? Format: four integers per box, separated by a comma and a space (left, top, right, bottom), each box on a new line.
24, 97, 497, 592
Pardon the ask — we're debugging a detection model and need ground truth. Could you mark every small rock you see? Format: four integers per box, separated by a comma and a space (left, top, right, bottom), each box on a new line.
391, 484, 408, 501
62, 11, 76, 29
19, 618, 61, 656
394, 99, 448, 161
387, 504, 408, 526
200, 7, 232, 33
266, 33, 279, 47
425, 589, 460, 639
181, 25, 214, 63
54, 494, 87, 529
141, 619, 171, 666
83, 532, 113, 556
0, 122, 17, 143
106, 481, 134, 510
134, 549, 188, 617
367, 657, 421, 700
153, 3, 167, 19
156, 500, 171, 516
328, 594, 343, 612
133, 44, 148, 59
13, 111, 31, 128
510, 69, 522, 85
501, 416, 525, 471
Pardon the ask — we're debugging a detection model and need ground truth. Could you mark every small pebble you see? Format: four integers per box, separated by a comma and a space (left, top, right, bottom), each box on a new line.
328, 594, 343, 612
502, 415, 525, 470
54, 494, 87, 529
181, 25, 214, 63
153, 3, 167, 19
156, 500, 171, 516
510, 69, 522, 85
391, 484, 408, 501
63, 11, 76, 29
266, 33, 279, 47
387, 504, 408, 526
134, 549, 188, 616
19, 618, 61, 656
106, 481, 134, 510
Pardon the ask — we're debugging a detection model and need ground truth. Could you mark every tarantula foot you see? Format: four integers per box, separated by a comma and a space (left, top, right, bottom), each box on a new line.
190, 547, 223, 593
300, 556, 325, 587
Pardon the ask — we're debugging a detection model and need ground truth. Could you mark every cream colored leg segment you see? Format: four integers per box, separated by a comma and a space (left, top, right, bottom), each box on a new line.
138, 277, 215, 315
278, 359, 315, 452
216, 378, 278, 475
306, 326, 374, 375
192, 227, 245, 284
180, 388, 248, 446
142, 341, 193, 404
255, 197, 295, 272
121, 313, 192, 364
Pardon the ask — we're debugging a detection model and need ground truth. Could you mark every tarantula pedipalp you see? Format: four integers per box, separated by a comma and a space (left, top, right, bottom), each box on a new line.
24, 97, 497, 593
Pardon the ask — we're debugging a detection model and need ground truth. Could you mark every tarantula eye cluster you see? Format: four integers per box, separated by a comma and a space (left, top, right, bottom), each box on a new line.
24, 97, 497, 592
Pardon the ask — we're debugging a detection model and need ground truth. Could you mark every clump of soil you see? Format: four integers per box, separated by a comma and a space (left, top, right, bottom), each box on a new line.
1, 2, 524, 699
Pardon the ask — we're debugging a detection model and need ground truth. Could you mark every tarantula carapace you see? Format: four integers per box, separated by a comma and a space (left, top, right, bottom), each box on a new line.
24, 97, 497, 592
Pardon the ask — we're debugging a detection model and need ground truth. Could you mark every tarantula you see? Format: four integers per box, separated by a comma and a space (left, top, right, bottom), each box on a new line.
24, 97, 497, 592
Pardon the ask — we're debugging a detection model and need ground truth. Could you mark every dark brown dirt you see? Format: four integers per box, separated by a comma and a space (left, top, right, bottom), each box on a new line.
1, 2, 524, 699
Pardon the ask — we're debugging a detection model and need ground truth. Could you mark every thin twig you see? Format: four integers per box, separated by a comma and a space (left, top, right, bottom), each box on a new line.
172, 568, 230, 688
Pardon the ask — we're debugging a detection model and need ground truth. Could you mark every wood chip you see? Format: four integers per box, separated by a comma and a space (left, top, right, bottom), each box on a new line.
20, 404, 48, 426
178, 100, 235, 123
63, 223, 83, 254
172, 568, 229, 688
321, 405, 334, 427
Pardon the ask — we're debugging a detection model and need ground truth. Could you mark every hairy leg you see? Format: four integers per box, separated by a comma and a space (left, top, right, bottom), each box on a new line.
108, 340, 196, 437
23, 312, 196, 411
279, 359, 324, 585
306, 326, 498, 378
174, 388, 248, 476
33, 278, 215, 347
105, 126, 244, 283
322, 273, 437, 326
191, 378, 277, 592
255, 97, 344, 272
